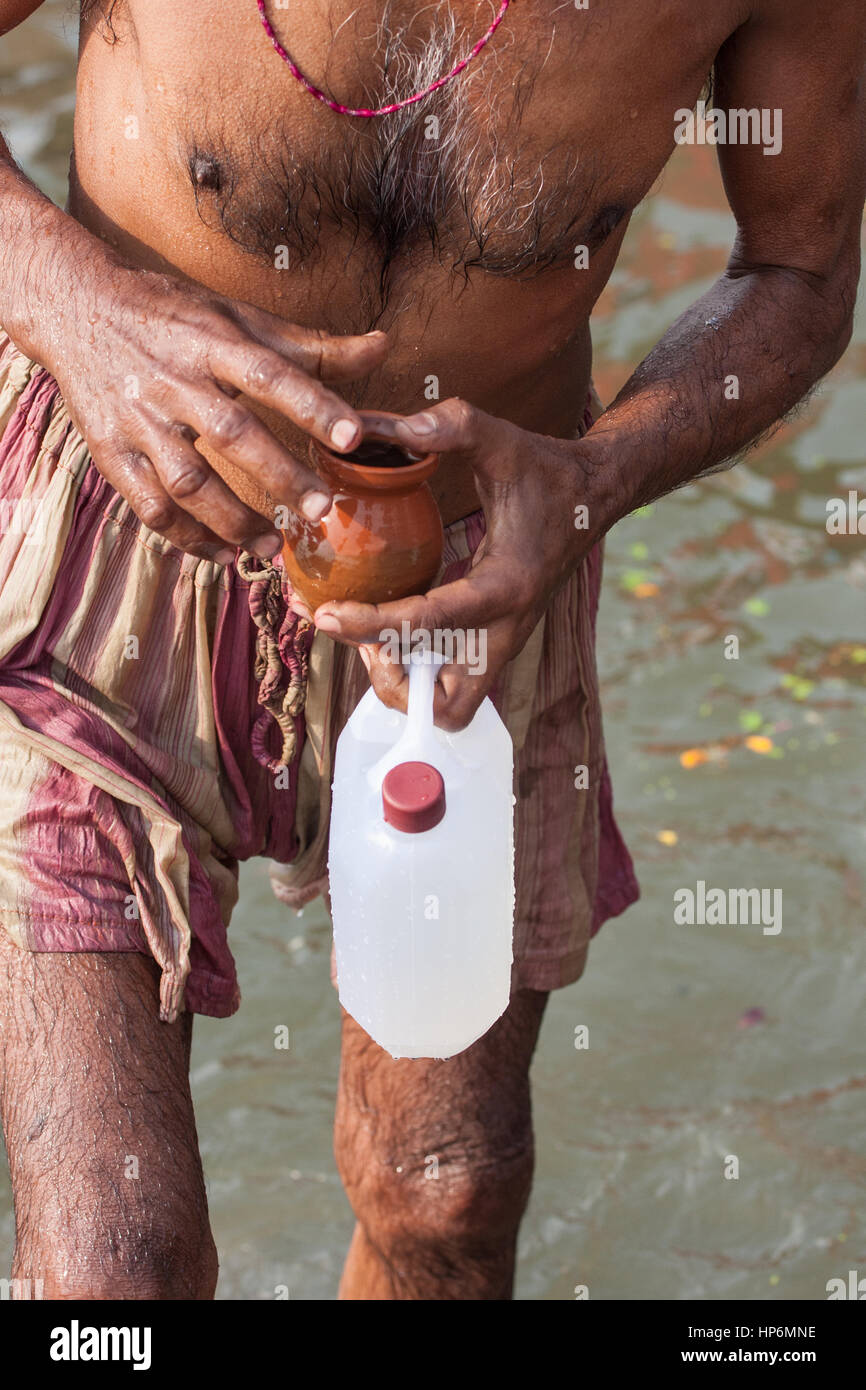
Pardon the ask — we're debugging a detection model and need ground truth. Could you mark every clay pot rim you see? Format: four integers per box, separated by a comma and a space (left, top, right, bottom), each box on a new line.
310, 435, 438, 491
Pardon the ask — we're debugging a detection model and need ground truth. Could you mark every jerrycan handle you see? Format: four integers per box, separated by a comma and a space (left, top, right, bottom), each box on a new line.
379, 651, 449, 833
367, 649, 451, 794
406, 647, 443, 741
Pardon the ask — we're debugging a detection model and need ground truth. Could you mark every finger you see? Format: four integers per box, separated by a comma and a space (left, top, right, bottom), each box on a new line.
230, 305, 390, 383
431, 663, 489, 733
362, 643, 488, 732
349, 409, 439, 462
364, 643, 410, 712
184, 385, 333, 522
206, 338, 365, 455
374, 398, 510, 462
288, 593, 314, 621
313, 566, 512, 644
353, 410, 405, 442
98, 445, 236, 563
141, 426, 283, 558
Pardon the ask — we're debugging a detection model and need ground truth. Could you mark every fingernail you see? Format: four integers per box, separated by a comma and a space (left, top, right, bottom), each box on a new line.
301, 490, 331, 522
364, 330, 387, 339
215, 547, 236, 565
399, 412, 437, 435
330, 419, 358, 450
251, 533, 281, 559
315, 612, 340, 632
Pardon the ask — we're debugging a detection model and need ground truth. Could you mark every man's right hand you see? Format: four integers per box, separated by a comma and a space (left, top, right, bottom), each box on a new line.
34, 260, 388, 563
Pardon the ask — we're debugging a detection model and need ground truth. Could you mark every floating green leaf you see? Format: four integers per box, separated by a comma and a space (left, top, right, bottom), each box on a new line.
738, 710, 764, 732
743, 597, 770, 617
620, 568, 652, 592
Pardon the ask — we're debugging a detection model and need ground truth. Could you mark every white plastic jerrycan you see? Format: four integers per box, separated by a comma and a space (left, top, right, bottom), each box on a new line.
329, 651, 515, 1059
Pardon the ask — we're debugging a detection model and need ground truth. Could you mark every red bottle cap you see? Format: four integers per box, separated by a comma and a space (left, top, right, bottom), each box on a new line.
382, 761, 446, 834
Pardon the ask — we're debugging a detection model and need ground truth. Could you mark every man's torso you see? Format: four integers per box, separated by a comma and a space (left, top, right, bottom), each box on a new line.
70, 0, 748, 520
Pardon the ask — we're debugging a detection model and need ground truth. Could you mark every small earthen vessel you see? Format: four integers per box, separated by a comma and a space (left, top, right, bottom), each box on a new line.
280, 429, 443, 611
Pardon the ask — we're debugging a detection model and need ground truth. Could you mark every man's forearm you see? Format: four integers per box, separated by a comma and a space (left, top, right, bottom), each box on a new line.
0, 137, 120, 365
581, 257, 858, 535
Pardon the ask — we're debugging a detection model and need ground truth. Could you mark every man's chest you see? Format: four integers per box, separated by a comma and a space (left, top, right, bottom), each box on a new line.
88, 0, 744, 290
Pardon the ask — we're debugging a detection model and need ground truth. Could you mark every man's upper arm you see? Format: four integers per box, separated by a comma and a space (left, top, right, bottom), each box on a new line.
714, 0, 866, 285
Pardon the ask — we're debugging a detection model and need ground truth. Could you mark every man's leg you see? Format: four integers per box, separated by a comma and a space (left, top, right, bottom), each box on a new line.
0, 931, 217, 1299
334, 988, 548, 1300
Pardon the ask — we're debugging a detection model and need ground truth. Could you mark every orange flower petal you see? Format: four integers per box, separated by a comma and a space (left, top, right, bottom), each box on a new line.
680, 748, 709, 768
745, 735, 774, 754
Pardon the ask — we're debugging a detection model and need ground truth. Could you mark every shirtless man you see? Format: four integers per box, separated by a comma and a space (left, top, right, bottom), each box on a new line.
0, 0, 862, 1300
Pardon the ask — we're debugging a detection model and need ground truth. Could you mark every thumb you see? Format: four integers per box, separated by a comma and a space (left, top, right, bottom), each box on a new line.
383, 398, 515, 473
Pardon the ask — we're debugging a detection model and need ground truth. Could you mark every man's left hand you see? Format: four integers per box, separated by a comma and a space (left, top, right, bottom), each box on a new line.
306, 400, 604, 731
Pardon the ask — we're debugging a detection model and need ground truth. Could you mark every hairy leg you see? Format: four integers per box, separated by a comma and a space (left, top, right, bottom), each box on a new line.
0, 931, 217, 1299
334, 988, 548, 1300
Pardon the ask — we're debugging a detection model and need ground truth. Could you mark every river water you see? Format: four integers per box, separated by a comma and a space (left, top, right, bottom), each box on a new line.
1, 4, 864, 1300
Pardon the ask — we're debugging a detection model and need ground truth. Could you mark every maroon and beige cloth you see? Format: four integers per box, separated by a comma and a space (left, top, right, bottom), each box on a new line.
0, 334, 638, 1022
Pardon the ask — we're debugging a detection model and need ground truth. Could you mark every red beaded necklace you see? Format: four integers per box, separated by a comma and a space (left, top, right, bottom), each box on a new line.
256, 0, 512, 118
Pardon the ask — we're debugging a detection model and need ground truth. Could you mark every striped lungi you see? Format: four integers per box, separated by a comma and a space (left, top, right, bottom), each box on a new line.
0, 332, 638, 1020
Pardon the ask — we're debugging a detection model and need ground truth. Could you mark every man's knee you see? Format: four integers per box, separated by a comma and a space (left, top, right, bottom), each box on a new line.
0, 943, 216, 1299
335, 994, 546, 1289
16, 1207, 218, 1300
335, 1106, 535, 1259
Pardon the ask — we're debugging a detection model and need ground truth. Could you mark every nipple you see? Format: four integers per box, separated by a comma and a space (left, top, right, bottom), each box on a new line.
190, 153, 223, 192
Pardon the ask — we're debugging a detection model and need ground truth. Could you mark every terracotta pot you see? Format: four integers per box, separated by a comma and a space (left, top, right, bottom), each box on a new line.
280, 430, 444, 612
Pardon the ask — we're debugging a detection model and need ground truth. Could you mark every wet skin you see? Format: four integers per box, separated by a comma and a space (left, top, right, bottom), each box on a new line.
0, 0, 864, 1299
